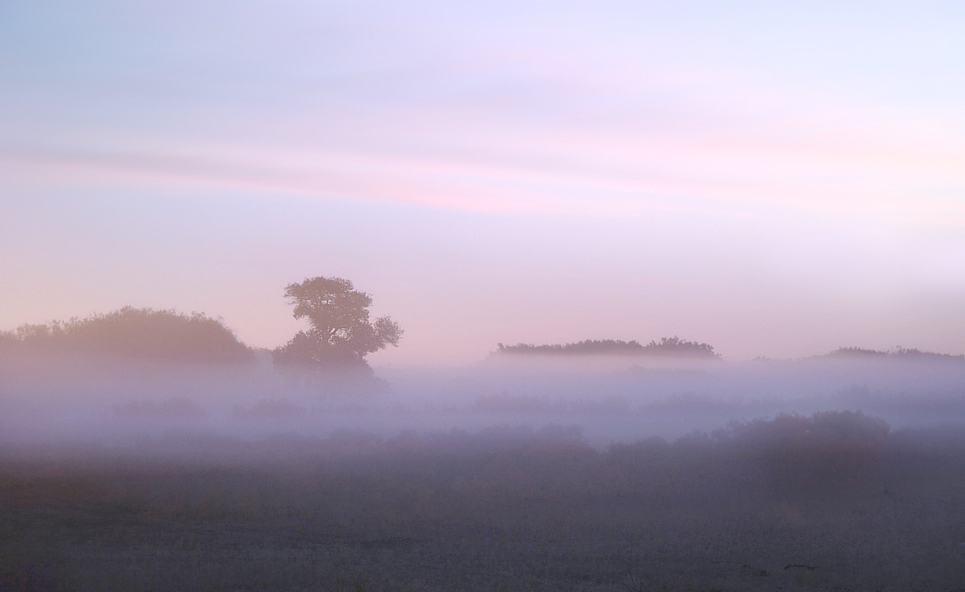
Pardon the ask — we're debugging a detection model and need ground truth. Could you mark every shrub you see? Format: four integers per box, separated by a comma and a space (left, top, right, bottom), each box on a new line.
727, 411, 890, 492
2, 307, 252, 363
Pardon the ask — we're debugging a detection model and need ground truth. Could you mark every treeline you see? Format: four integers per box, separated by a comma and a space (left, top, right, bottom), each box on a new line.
495, 339, 965, 363
4, 304, 963, 367
0, 276, 401, 372
495, 336, 721, 359
822, 346, 964, 362
0, 307, 252, 363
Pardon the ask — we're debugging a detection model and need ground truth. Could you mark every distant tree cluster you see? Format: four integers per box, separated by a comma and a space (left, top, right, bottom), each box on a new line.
496, 339, 643, 356
495, 336, 720, 359
824, 346, 964, 362
644, 336, 720, 358
0, 307, 252, 363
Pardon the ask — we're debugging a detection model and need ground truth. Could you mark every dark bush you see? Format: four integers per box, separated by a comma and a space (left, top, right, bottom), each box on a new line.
726, 411, 891, 493
1, 307, 252, 363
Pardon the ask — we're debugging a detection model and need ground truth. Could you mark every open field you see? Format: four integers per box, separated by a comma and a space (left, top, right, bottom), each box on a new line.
4, 414, 965, 591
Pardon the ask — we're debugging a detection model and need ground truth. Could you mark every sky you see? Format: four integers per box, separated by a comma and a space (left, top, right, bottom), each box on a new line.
2, 0, 965, 365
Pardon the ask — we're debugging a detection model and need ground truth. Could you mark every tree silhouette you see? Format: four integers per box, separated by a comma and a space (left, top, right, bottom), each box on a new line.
272, 276, 402, 371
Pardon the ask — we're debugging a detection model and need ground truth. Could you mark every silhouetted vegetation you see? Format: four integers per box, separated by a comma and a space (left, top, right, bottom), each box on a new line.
824, 346, 965, 362
0, 307, 252, 363
495, 336, 720, 359
273, 276, 403, 373
4, 411, 965, 591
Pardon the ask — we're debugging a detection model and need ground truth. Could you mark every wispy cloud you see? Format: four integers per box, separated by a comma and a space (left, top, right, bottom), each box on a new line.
4, 98, 964, 227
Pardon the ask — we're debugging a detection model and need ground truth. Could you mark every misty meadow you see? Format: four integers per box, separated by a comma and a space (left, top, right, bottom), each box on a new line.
6, 2, 965, 589
4, 278, 965, 591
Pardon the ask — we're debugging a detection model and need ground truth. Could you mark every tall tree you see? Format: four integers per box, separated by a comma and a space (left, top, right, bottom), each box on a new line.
273, 276, 402, 370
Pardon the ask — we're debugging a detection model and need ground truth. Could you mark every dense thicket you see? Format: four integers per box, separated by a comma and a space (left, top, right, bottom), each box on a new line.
0, 307, 252, 363
495, 336, 720, 359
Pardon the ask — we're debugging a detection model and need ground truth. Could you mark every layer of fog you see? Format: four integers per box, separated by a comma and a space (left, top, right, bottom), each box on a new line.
3, 351, 965, 448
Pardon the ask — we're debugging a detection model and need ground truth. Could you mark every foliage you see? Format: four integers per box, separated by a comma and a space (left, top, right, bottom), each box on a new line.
825, 346, 964, 361
273, 276, 402, 371
642, 336, 720, 358
496, 339, 643, 355
495, 336, 720, 359
0, 307, 252, 363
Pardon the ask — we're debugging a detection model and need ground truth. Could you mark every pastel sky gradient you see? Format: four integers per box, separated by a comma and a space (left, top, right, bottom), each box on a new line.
2, 0, 965, 364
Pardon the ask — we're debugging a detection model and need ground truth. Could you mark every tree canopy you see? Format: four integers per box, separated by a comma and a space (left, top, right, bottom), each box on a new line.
822, 346, 964, 362
494, 336, 720, 359
0, 307, 252, 363
272, 276, 402, 370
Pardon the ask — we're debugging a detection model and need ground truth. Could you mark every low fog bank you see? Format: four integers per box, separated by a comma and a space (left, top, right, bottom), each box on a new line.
381, 354, 965, 443
6, 410, 965, 591
4, 348, 965, 448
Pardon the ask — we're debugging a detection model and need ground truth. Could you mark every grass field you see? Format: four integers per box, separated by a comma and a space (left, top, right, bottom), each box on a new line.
3, 413, 965, 591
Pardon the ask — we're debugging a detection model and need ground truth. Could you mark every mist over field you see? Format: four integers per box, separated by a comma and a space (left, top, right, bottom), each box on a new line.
6, 0, 965, 589
2, 329, 964, 446
7, 333, 965, 590
3, 294, 965, 592
4, 309, 965, 590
